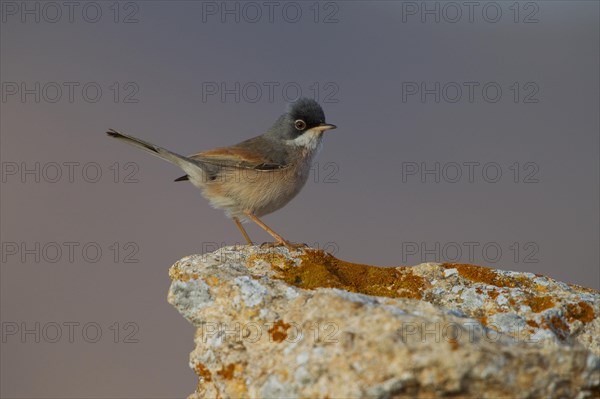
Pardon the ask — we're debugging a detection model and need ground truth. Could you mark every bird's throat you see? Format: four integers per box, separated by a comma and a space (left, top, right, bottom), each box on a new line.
287, 130, 324, 154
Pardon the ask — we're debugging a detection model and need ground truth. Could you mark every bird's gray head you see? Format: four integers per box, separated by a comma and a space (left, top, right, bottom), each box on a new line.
266, 98, 336, 148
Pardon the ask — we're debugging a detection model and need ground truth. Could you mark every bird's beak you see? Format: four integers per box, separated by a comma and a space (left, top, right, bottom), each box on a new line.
314, 123, 337, 132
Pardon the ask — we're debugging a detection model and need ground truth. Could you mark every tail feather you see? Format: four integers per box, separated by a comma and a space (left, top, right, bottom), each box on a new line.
174, 175, 189, 182
106, 129, 204, 178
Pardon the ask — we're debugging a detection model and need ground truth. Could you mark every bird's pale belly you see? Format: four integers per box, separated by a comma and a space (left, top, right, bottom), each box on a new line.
199, 160, 311, 219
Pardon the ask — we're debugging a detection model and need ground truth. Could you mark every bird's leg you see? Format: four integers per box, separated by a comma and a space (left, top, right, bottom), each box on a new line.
243, 211, 305, 250
233, 216, 253, 245
243, 212, 287, 244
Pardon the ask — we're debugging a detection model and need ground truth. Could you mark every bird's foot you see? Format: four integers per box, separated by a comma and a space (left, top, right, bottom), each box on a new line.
260, 241, 308, 251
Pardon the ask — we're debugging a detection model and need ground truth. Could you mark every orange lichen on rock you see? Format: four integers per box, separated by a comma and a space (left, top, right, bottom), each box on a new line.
535, 284, 548, 292
487, 290, 499, 300
441, 263, 533, 289
194, 362, 212, 382
169, 264, 199, 282
566, 301, 595, 323
262, 249, 427, 299
525, 296, 555, 313
268, 320, 291, 343
567, 283, 598, 294
248, 251, 296, 270
205, 276, 220, 286
217, 364, 235, 380
526, 319, 539, 328
546, 315, 570, 340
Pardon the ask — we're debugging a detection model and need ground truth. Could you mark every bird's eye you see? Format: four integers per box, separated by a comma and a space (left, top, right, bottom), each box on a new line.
294, 119, 306, 130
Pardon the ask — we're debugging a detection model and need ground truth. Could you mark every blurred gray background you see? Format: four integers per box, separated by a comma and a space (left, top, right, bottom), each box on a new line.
1, 1, 598, 397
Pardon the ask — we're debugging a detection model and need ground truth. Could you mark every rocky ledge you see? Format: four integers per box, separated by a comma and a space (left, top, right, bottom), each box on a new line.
168, 245, 599, 398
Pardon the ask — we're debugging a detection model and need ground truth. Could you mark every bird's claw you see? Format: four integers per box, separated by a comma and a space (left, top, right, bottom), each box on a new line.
260, 241, 308, 251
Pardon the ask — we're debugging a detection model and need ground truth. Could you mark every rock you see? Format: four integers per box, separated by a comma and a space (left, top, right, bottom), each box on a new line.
168, 245, 600, 398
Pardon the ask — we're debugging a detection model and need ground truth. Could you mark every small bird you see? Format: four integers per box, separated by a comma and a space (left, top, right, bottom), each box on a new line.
107, 98, 337, 249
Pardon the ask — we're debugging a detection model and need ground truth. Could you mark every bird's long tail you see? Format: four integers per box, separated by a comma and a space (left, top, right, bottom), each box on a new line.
106, 129, 203, 178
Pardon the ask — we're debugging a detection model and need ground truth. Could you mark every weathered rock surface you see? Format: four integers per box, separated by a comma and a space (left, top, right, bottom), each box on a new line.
168, 245, 600, 398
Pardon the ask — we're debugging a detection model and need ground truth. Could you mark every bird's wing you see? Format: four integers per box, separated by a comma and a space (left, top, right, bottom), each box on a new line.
189, 137, 289, 171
